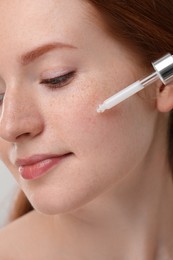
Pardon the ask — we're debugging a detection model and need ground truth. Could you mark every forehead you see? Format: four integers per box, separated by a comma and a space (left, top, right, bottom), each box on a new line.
0, 0, 98, 57
0, 0, 102, 74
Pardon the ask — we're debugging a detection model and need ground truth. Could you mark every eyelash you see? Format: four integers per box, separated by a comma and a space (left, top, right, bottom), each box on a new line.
40, 71, 76, 90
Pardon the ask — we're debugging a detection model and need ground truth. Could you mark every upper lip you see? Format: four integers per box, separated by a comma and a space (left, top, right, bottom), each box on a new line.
15, 153, 71, 167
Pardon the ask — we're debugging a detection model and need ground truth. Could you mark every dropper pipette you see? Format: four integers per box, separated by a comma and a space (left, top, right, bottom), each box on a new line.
97, 53, 173, 113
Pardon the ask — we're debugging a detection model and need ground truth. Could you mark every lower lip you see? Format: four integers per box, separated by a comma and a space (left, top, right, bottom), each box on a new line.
19, 154, 71, 180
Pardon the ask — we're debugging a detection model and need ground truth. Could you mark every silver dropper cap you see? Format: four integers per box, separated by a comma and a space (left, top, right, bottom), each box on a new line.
152, 53, 173, 85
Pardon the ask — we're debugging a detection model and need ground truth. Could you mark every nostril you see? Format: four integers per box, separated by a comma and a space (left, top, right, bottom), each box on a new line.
17, 132, 30, 138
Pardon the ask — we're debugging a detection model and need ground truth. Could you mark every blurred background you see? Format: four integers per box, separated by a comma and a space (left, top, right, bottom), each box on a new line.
0, 160, 18, 228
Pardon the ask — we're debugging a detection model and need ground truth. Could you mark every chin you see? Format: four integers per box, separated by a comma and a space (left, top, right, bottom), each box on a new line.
27, 185, 100, 216
29, 197, 89, 216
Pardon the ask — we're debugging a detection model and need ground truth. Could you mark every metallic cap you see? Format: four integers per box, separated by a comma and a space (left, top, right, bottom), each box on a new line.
152, 53, 173, 85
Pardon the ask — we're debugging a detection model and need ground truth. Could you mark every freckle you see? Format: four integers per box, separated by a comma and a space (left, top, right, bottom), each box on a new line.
87, 116, 96, 125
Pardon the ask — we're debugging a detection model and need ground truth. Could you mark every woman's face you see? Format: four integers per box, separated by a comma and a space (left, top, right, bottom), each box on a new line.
0, 0, 158, 214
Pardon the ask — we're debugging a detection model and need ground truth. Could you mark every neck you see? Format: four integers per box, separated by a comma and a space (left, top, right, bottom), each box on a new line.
51, 118, 173, 259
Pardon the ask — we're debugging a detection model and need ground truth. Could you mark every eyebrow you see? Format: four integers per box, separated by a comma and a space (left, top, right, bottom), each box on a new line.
19, 42, 77, 66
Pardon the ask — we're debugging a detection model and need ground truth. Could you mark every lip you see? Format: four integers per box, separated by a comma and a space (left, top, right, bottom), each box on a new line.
15, 153, 70, 167
18, 153, 72, 180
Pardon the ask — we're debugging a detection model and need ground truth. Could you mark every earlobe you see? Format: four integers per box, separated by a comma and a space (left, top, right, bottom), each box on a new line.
157, 83, 173, 112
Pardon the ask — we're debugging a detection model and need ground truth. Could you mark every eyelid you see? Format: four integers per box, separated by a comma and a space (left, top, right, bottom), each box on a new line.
42, 70, 75, 79
40, 67, 77, 79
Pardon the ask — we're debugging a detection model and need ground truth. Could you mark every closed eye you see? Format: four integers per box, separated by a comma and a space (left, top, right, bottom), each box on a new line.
0, 71, 76, 106
40, 71, 76, 89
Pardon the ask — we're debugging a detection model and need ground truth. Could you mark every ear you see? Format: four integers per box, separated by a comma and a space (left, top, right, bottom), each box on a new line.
157, 83, 173, 112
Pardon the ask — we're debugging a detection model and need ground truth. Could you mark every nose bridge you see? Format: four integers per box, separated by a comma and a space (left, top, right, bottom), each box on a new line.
0, 85, 44, 142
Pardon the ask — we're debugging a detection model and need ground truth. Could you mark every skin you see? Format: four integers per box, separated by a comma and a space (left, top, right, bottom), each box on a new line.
0, 0, 173, 259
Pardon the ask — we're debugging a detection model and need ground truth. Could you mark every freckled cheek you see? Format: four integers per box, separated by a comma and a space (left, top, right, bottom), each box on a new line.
62, 98, 120, 150
67, 94, 100, 130
50, 84, 124, 151
66, 89, 121, 133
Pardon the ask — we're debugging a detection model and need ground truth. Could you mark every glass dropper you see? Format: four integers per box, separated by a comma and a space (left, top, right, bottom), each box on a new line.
97, 53, 173, 113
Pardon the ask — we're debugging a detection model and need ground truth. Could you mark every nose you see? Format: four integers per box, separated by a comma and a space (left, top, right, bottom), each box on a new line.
0, 86, 44, 142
